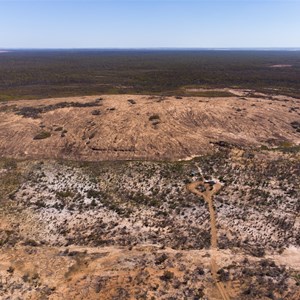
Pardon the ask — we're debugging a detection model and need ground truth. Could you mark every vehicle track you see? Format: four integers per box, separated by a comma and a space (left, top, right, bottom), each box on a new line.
187, 178, 230, 300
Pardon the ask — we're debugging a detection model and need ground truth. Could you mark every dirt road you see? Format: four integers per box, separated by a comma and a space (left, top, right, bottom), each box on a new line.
187, 179, 230, 300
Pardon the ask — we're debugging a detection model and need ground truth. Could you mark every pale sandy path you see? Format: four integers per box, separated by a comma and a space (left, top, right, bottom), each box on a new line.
187, 180, 230, 300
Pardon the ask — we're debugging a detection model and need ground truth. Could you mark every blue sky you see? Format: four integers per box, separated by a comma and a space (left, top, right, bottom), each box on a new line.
0, 0, 299, 48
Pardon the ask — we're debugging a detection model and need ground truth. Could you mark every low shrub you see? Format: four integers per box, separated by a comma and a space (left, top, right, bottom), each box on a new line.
149, 114, 160, 121
33, 131, 51, 140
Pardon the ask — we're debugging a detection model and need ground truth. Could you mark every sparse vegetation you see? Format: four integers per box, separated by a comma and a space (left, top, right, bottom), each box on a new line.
0, 149, 299, 299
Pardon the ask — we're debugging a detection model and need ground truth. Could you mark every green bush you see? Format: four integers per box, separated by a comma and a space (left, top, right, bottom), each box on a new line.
149, 114, 160, 121
56, 190, 74, 198
33, 131, 51, 140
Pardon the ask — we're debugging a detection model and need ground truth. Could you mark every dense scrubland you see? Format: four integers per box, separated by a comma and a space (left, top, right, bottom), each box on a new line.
0, 50, 300, 101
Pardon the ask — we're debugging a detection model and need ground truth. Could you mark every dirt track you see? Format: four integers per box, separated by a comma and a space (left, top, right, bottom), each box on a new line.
0, 93, 299, 161
187, 179, 230, 300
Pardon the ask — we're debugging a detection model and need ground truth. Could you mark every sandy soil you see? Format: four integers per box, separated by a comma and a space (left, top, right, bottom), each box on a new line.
187, 179, 230, 299
0, 93, 299, 161
270, 64, 292, 68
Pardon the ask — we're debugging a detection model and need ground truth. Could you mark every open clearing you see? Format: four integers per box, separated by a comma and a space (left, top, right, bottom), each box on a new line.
0, 92, 299, 161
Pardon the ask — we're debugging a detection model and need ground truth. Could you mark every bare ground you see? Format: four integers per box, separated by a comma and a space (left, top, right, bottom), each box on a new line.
0, 93, 299, 161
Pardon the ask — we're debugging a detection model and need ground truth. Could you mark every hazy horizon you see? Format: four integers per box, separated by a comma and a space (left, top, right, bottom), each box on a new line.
1, 48, 300, 51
